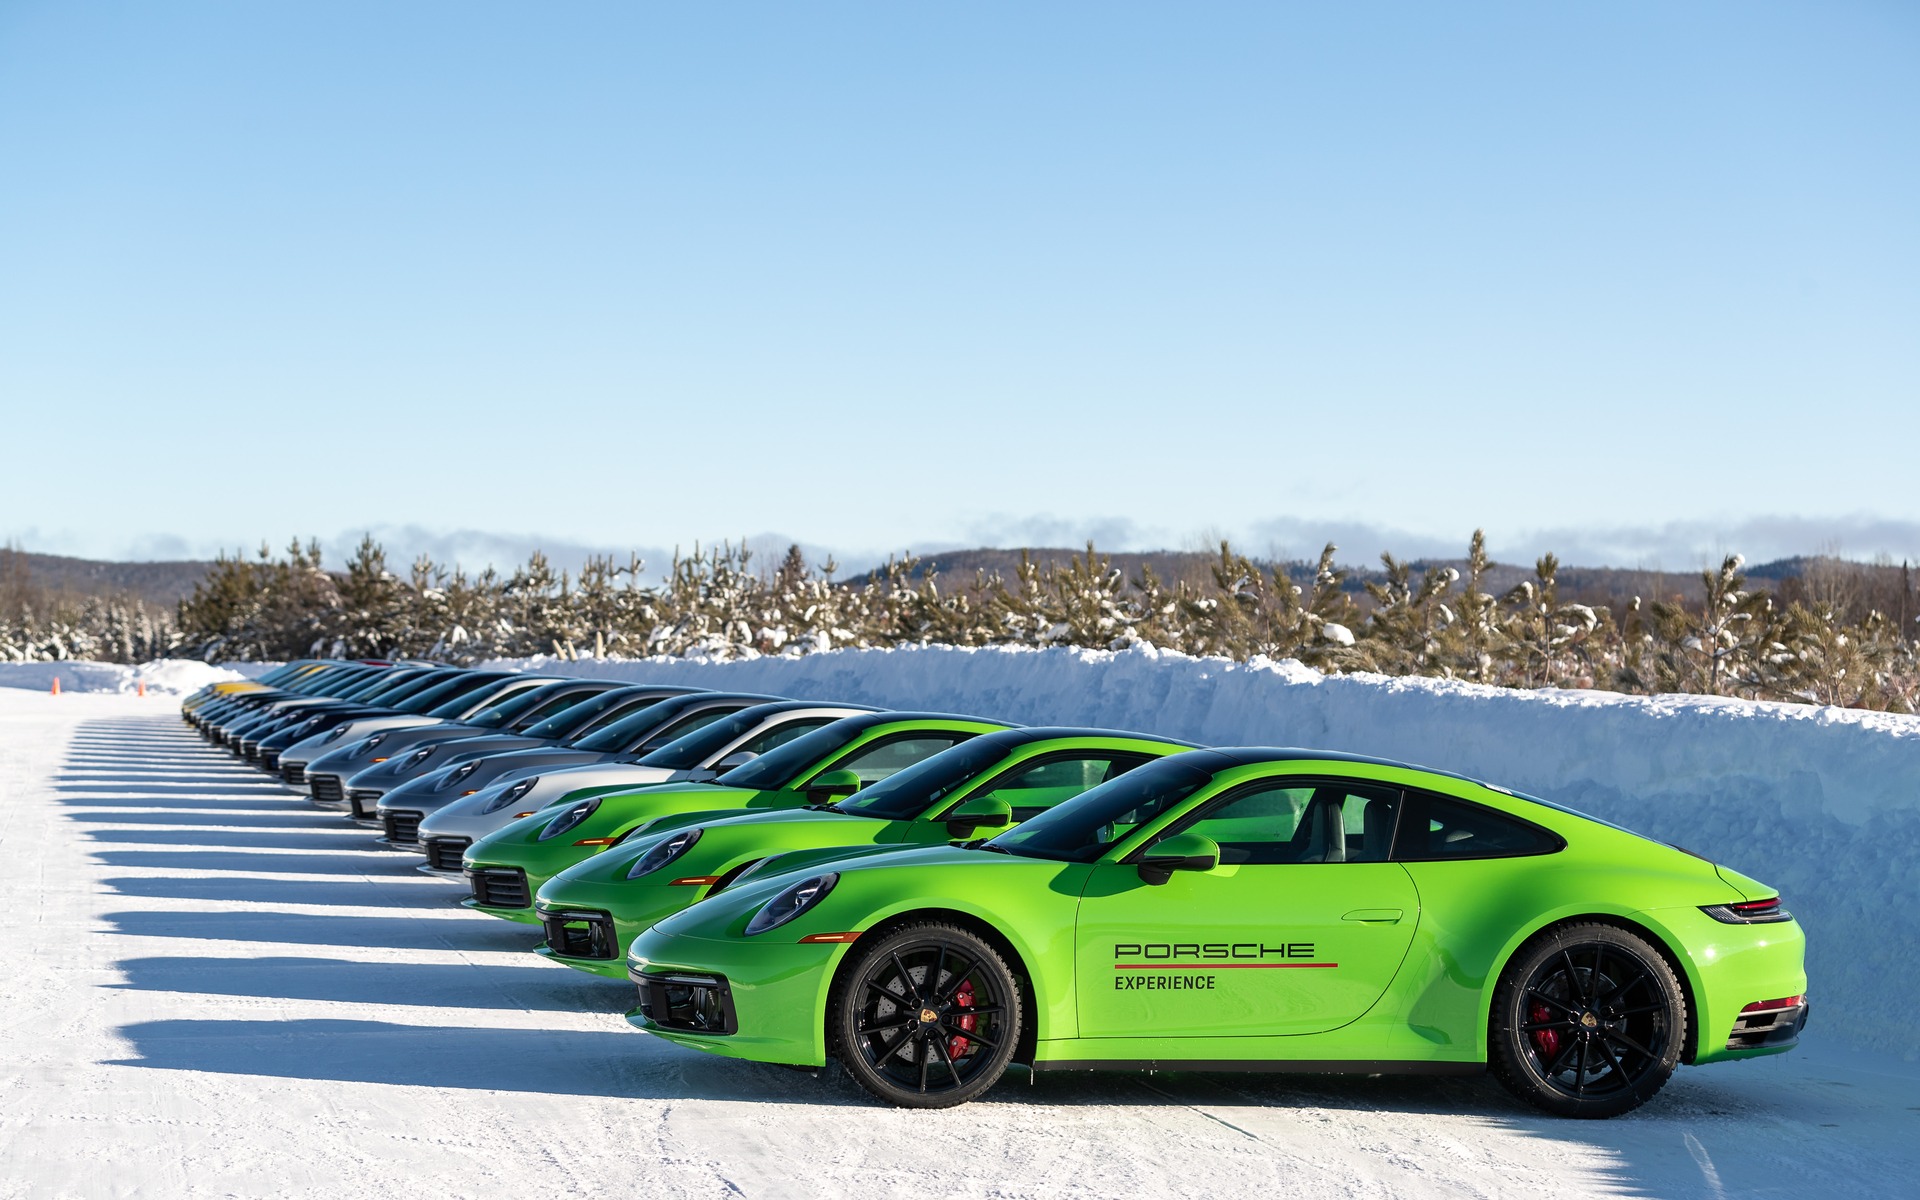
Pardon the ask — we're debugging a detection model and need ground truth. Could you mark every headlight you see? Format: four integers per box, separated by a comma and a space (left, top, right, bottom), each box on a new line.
538, 797, 602, 841
406, 747, 435, 767
625, 829, 702, 879
479, 777, 538, 814
744, 873, 838, 936
321, 725, 351, 744
447, 762, 480, 787
364, 733, 388, 751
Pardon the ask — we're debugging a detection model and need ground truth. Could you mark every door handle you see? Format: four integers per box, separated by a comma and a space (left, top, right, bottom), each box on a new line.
1342, 908, 1403, 923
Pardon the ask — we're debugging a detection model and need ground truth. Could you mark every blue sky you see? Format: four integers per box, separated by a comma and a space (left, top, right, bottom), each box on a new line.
2, 2, 1915, 573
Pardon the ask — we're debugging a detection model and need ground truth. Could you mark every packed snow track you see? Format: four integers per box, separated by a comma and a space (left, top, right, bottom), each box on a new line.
3, 691, 1914, 1199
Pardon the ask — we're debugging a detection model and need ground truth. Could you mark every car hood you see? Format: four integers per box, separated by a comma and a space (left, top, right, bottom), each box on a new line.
418, 767, 693, 841
344, 734, 552, 789
372, 749, 621, 811
280, 715, 443, 767
647, 843, 1069, 942
557, 805, 898, 889
303, 721, 474, 778
464, 779, 744, 862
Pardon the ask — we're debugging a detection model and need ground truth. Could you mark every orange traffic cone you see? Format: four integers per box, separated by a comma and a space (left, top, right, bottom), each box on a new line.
137, 680, 147, 698
51, 676, 60, 696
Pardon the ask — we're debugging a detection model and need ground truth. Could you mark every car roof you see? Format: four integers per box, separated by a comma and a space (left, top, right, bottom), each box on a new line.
1206, 746, 1501, 790
974, 726, 1204, 750
845, 711, 1019, 729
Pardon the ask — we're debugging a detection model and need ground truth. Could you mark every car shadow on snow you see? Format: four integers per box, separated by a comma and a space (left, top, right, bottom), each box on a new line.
101, 909, 540, 953
110, 955, 636, 1014
91, 849, 425, 877
985, 1064, 1833, 1198
61, 793, 308, 813
66, 810, 358, 831
105, 1018, 858, 1105
84, 828, 386, 852
57, 781, 290, 796
102, 874, 463, 908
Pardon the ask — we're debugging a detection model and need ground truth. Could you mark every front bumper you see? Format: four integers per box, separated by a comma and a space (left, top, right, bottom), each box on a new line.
308, 774, 349, 809
534, 907, 626, 978
420, 836, 471, 874
380, 810, 426, 848
624, 927, 848, 1067
534, 876, 691, 979
630, 969, 739, 1037
461, 867, 540, 922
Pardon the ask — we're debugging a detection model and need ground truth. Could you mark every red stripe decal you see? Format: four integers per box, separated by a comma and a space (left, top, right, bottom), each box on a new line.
1113, 963, 1338, 970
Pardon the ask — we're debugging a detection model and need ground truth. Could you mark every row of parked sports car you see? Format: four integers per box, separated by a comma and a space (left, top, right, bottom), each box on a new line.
181, 659, 1809, 1114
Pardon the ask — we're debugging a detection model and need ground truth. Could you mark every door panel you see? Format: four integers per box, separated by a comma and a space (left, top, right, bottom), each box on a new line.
1073, 777, 1421, 1038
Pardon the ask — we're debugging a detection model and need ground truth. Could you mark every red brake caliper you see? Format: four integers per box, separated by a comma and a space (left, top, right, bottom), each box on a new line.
947, 980, 977, 1059
1530, 1002, 1560, 1062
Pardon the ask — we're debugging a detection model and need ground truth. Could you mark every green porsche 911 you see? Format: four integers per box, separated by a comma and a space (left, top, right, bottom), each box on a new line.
623, 748, 1808, 1117
533, 727, 1201, 977
459, 712, 1014, 928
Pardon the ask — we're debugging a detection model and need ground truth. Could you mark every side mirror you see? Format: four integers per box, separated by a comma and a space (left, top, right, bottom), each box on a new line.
715, 750, 758, 770
943, 794, 1013, 839
1136, 831, 1220, 886
804, 768, 863, 803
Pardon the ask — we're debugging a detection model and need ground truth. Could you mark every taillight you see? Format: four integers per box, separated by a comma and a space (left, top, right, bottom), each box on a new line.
1701, 896, 1792, 924
1740, 995, 1804, 1013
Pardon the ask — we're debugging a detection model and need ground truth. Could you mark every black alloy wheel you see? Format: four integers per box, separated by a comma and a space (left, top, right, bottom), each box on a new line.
1490, 922, 1687, 1118
830, 922, 1023, 1109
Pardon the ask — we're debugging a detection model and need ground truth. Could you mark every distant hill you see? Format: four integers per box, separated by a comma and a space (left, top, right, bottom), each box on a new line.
0, 549, 216, 608
864, 547, 1905, 614
6, 544, 1910, 621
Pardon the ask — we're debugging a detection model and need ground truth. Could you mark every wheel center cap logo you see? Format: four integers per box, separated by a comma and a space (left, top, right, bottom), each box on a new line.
1580, 1012, 1599, 1028
920, 1008, 938, 1024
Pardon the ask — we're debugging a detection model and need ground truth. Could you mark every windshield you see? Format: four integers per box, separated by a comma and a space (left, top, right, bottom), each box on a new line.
285, 666, 347, 694
338, 669, 418, 701
353, 669, 449, 705
394, 672, 505, 713
987, 753, 1222, 862
834, 733, 1025, 821
425, 677, 530, 720
522, 689, 647, 740
633, 707, 790, 770
465, 683, 560, 728
570, 694, 714, 752
717, 713, 899, 790
466, 681, 585, 729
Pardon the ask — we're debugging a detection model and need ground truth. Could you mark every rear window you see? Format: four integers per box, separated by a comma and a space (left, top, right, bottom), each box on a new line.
1394, 791, 1563, 861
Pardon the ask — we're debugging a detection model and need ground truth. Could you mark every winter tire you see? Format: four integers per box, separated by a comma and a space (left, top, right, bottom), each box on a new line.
1490, 922, 1687, 1118
830, 921, 1023, 1109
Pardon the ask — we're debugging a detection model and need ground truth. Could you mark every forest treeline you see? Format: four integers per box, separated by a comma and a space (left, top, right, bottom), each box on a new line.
4, 534, 1917, 713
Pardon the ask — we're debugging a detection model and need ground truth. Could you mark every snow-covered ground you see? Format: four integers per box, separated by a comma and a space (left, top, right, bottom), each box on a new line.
0, 658, 263, 696
3, 681, 1918, 1198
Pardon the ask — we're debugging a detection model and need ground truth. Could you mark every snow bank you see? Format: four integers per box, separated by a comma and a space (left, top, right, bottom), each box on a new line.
0, 658, 264, 696
491, 644, 1920, 1055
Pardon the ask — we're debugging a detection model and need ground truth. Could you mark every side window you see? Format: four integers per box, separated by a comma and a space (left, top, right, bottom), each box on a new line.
634, 709, 730, 752
737, 717, 837, 756
516, 694, 592, 727
1173, 780, 1400, 864
1395, 791, 1561, 861
570, 697, 656, 737
952, 753, 1150, 821
825, 735, 972, 785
